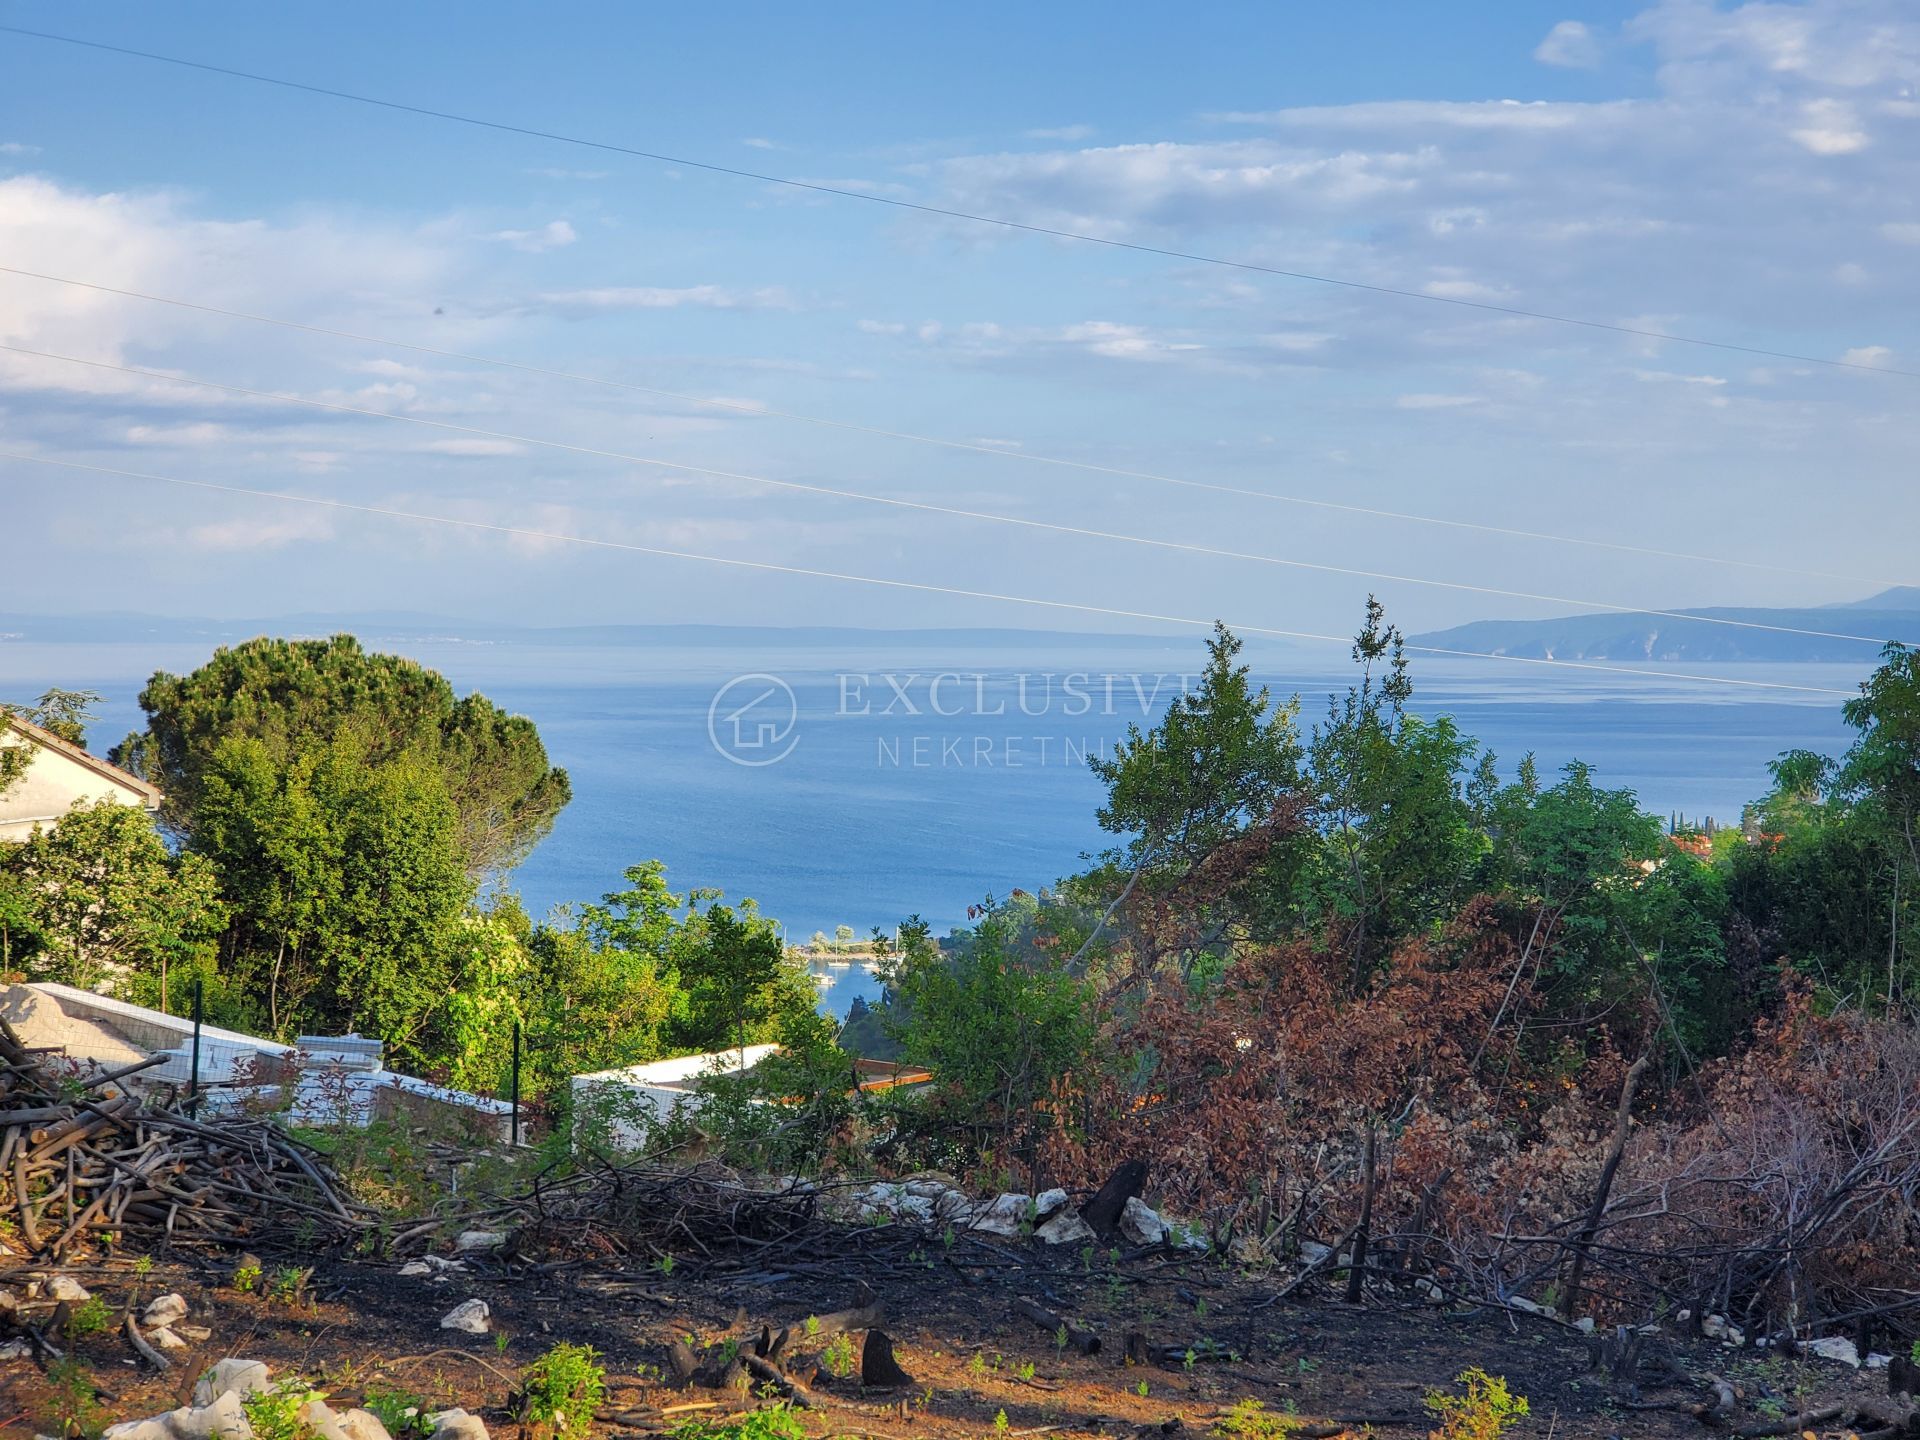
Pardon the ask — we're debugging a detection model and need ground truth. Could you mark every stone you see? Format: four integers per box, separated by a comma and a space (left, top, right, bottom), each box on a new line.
968, 1192, 1033, 1238
1035, 1208, 1096, 1247
440, 1297, 491, 1334
454, 1230, 507, 1252
398, 1261, 433, 1277
1701, 1314, 1745, 1345
1507, 1295, 1553, 1317
300, 1400, 358, 1440
101, 1422, 172, 1440
1227, 1234, 1269, 1267
1297, 1239, 1333, 1265
192, 1358, 272, 1407
1803, 1335, 1860, 1367
337, 1409, 397, 1440
47, 1275, 91, 1302
171, 1390, 251, 1440
151, 1327, 190, 1350
1119, 1197, 1169, 1247
426, 1407, 491, 1440
177, 1324, 213, 1342
143, 1293, 189, 1329
932, 1188, 973, 1222
0, 1338, 31, 1360
1032, 1187, 1070, 1220
1168, 1222, 1211, 1253
1865, 1352, 1892, 1370
1574, 1316, 1596, 1335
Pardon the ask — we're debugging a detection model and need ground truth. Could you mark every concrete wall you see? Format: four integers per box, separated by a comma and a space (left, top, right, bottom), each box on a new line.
0, 730, 156, 842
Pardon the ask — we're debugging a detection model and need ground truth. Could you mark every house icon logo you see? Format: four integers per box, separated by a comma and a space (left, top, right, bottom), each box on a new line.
708, 673, 801, 767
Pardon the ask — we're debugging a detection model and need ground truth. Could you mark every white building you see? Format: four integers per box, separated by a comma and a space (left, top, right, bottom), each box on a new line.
571, 1045, 783, 1149
0, 715, 162, 843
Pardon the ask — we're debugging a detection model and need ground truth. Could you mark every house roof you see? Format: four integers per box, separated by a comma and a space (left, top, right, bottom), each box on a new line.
2, 713, 163, 810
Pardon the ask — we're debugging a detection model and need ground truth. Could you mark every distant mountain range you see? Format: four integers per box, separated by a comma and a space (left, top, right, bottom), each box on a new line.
1410, 586, 1920, 663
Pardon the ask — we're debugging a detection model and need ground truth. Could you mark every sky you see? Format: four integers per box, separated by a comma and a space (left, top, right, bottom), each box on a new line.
2, 0, 1918, 644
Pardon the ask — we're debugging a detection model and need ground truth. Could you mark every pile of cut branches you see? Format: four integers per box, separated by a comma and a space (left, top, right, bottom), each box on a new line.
0, 1017, 369, 1259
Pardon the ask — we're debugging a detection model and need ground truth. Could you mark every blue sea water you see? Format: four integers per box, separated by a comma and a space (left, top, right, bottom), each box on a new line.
0, 635, 1867, 1019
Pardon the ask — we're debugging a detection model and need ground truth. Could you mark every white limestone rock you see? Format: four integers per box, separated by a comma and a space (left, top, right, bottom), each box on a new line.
1119, 1197, 1169, 1247
143, 1293, 189, 1329
1803, 1335, 1860, 1367
151, 1327, 190, 1350
170, 1390, 252, 1440
193, 1358, 272, 1407
426, 1408, 491, 1440
1035, 1208, 1096, 1247
968, 1192, 1032, 1238
439, 1298, 491, 1334
1032, 1187, 1070, 1220
337, 1409, 397, 1440
47, 1275, 91, 1303
454, 1230, 507, 1253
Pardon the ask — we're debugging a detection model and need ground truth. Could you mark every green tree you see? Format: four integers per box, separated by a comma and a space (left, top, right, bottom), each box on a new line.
192, 737, 471, 1055
113, 635, 569, 877
885, 896, 1093, 1173
1299, 598, 1479, 973
3, 801, 225, 995
1091, 620, 1303, 872
680, 901, 787, 1064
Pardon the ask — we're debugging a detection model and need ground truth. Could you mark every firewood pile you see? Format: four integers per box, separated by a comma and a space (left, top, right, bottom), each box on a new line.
477, 1159, 828, 1265
0, 1017, 369, 1259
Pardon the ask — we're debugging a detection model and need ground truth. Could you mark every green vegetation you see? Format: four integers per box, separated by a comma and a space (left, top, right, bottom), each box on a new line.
42, 1355, 106, 1439
1424, 1368, 1529, 1440
515, 1341, 606, 1440
667, 1407, 807, 1440
241, 1380, 325, 1440
1212, 1397, 1300, 1439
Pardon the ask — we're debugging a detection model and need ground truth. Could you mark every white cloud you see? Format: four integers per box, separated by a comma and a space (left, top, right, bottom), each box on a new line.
1026, 124, 1095, 142
1791, 99, 1869, 154
420, 438, 527, 458
741, 137, 780, 150
1841, 345, 1894, 366
0, 141, 40, 156
126, 422, 230, 444
1396, 393, 1483, 409
1882, 222, 1920, 244
186, 511, 335, 552
526, 167, 609, 181
1535, 20, 1604, 69
493, 219, 577, 252
531, 284, 791, 314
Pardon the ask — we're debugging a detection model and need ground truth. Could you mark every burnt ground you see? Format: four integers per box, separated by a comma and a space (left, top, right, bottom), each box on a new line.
1, 1240, 1898, 1439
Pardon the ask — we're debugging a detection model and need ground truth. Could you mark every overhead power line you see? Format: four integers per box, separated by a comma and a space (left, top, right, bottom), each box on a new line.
4, 24, 1914, 382
0, 265, 1902, 594
0, 449, 1858, 698
0, 339, 1899, 649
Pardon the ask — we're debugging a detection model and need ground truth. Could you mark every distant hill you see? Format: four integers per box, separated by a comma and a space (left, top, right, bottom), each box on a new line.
1410, 587, 1920, 663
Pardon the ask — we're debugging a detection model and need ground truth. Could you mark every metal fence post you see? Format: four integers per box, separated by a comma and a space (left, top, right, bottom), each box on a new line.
188, 975, 205, 1117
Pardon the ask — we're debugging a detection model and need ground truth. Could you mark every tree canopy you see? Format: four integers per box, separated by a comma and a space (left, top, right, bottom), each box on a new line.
113, 635, 570, 877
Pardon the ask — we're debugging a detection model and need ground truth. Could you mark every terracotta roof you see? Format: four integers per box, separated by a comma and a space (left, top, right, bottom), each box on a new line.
2, 713, 163, 810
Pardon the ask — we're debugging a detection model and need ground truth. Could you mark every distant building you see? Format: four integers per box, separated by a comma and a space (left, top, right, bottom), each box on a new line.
0, 715, 162, 842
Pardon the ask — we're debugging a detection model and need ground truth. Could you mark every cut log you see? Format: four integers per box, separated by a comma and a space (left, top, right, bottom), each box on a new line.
1012, 1296, 1100, 1356
860, 1329, 914, 1388
1079, 1159, 1148, 1241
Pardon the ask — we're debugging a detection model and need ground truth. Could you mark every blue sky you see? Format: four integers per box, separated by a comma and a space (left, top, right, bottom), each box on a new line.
2, 0, 1917, 641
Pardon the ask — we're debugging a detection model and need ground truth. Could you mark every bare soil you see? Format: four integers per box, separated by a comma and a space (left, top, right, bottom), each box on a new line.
1, 1238, 1896, 1439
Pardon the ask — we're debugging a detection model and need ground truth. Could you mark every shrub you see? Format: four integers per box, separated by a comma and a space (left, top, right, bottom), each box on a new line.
1424, 1368, 1528, 1440
668, 1407, 807, 1440
242, 1381, 325, 1440
517, 1342, 606, 1440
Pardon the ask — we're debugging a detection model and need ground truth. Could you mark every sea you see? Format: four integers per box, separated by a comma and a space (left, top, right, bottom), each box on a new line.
0, 632, 1869, 1020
